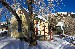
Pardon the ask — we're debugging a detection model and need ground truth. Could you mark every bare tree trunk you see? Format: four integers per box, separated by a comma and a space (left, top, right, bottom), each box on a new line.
18, 20, 22, 32
27, 0, 37, 46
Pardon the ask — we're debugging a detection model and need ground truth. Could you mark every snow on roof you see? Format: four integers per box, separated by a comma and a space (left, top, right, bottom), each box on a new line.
71, 12, 75, 14
56, 21, 64, 26
35, 15, 47, 21
57, 12, 67, 15
51, 13, 56, 15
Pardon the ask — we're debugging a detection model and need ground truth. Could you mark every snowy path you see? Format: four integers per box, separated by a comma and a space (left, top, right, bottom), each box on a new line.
0, 37, 16, 49
0, 37, 75, 49
0, 38, 61, 49
2, 40, 42, 49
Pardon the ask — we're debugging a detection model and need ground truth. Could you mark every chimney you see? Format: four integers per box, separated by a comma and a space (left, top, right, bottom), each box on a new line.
67, 12, 71, 16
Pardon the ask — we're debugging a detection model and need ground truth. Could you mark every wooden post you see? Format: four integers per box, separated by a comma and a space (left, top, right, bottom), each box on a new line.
50, 30, 53, 40
35, 21, 38, 38
43, 25, 46, 40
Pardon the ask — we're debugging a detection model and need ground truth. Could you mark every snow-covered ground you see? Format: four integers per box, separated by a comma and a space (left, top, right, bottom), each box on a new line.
0, 36, 75, 49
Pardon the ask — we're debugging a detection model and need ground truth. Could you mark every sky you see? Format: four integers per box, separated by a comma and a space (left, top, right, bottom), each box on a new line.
0, 0, 75, 22
58, 0, 75, 12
